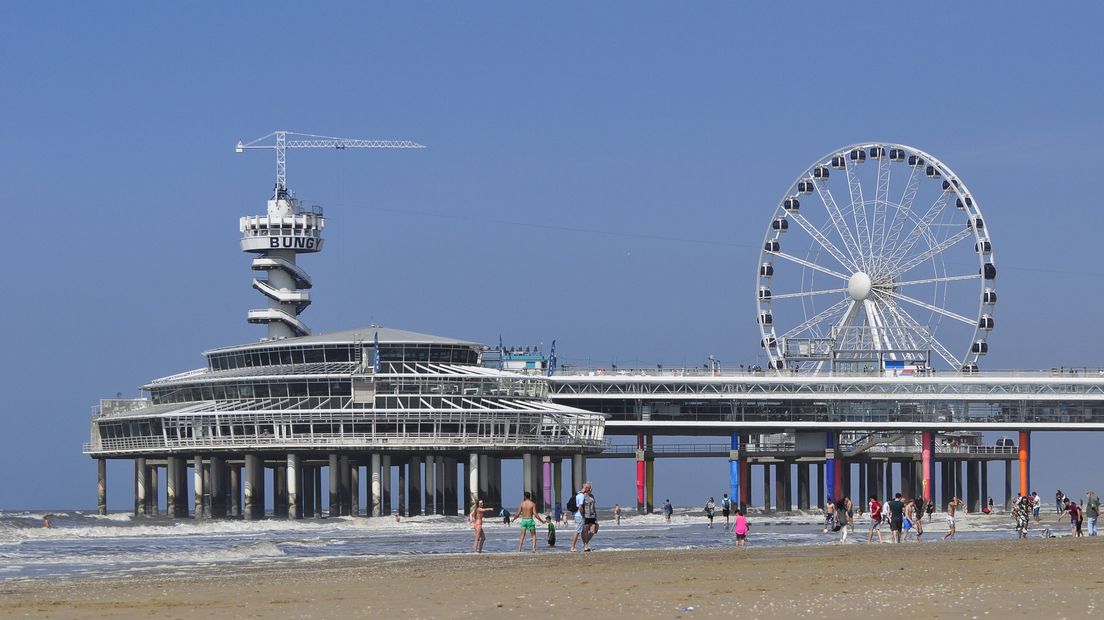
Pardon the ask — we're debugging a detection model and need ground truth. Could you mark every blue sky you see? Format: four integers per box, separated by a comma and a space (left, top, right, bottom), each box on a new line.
1, 3, 1102, 510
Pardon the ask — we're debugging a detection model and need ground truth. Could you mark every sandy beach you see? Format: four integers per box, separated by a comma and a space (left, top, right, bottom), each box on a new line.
2, 533, 1100, 619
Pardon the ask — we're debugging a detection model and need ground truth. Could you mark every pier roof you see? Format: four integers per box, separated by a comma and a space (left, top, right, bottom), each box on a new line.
204, 325, 481, 355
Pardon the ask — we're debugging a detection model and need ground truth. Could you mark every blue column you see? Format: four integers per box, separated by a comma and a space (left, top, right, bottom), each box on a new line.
729, 432, 740, 507
825, 432, 836, 503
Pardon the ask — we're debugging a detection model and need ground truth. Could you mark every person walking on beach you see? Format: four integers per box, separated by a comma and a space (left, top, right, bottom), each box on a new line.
867, 495, 883, 544
569, 484, 587, 552
943, 496, 965, 541
732, 509, 749, 547
721, 493, 732, 530
887, 493, 906, 543
614, 503, 622, 525
836, 497, 854, 543
1059, 498, 1084, 538
1013, 495, 1031, 538
663, 499, 673, 523
581, 483, 599, 551
1056, 489, 1065, 514
1032, 491, 1041, 522
705, 497, 716, 528
1084, 491, 1100, 536
910, 498, 925, 541
515, 491, 546, 552
470, 499, 494, 553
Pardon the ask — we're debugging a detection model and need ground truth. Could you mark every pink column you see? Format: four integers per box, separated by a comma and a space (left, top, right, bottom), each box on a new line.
542, 459, 552, 508
636, 433, 646, 512
921, 431, 933, 502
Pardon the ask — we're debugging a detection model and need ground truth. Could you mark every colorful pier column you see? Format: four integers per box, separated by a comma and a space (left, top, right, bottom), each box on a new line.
921, 431, 934, 502
97, 458, 107, 516
728, 432, 740, 511
824, 432, 837, 502
542, 456, 552, 513
1018, 431, 1030, 497
636, 433, 646, 513
645, 436, 655, 513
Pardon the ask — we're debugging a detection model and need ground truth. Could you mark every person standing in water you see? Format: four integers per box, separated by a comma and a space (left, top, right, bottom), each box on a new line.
470, 499, 494, 553
732, 509, 749, 548
663, 499, 673, 523
867, 495, 883, 544
614, 503, 622, 525
721, 493, 732, 530
944, 496, 965, 541
515, 492, 546, 553
705, 497, 716, 528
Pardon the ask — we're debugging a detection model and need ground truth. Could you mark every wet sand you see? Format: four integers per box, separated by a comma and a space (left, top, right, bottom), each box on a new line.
1, 536, 1101, 619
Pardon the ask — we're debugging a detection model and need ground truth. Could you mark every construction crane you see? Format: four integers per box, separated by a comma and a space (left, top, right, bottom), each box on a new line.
235, 130, 426, 198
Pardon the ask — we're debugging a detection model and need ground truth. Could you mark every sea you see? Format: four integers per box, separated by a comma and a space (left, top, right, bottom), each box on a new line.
0, 508, 1024, 582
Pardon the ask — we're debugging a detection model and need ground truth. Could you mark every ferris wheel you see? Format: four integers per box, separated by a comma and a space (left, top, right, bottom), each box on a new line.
756, 143, 996, 373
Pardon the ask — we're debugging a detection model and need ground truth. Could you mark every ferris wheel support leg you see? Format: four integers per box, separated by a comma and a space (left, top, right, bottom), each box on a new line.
1018, 431, 1031, 498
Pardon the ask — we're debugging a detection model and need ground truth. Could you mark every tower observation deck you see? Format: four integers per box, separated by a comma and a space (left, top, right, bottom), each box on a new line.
241, 190, 324, 338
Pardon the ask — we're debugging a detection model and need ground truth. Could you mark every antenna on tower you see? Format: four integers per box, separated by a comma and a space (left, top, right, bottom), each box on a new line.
235, 130, 425, 340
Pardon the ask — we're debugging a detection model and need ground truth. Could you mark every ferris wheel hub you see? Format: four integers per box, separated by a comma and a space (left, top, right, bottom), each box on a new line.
847, 272, 873, 301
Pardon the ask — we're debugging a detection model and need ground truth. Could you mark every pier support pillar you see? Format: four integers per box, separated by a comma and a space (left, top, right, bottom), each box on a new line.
798, 462, 810, 510
422, 455, 433, 515
243, 454, 260, 520
1004, 460, 1013, 510
192, 455, 203, 518
900, 459, 912, 500
446, 458, 459, 515
339, 455, 351, 517
1018, 431, 1030, 498
967, 460, 980, 513
824, 431, 838, 502
97, 458, 107, 516
210, 456, 226, 519
762, 464, 772, 512
728, 433, 740, 514
328, 454, 340, 517
302, 465, 314, 518
274, 463, 287, 518
940, 461, 950, 507
287, 454, 299, 519
135, 458, 147, 516
383, 455, 393, 516
522, 454, 533, 502
542, 456, 552, 514
351, 462, 360, 517
435, 457, 445, 515
313, 467, 322, 517
921, 431, 934, 503
408, 459, 421, 516
774, 463, 786, 512
396, 461, 405, 517
572, 454, 584, 495
981, 460, 989, 510
741, 434, 750, 507
229, 463, 241, 518
371, 453, 382, 517
636, 434, 646, 513
148, 465, 159, 515
167, 456, 184, 518
812, 461, 821, 505
553, 459, 563, 519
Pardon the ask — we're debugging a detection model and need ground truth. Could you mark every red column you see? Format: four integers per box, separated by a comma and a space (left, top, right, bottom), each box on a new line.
1018, 431, 1030, 497
921, 431, 933, 502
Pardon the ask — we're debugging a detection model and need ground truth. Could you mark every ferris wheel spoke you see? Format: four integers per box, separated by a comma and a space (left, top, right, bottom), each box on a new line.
785, 213, 858, 273
894, 273, 982, 288
770, 288, 848, 301
832, 299, 865, 352
780, 298, 853, 340
870, 154, 892, 274
873, 294, 921, 353
886, 191, 952, 267
863, 299, 888, 353
814, 183, 864, 271
884, 290, 975, 325
883, 301, 961, 368
844, 159, 871, 270
890, 229, 974, 279
770, 251, 850, 281
879, 166, 922, 270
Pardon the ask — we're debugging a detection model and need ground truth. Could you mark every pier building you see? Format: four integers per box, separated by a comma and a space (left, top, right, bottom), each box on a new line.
85, 139, 1104, 518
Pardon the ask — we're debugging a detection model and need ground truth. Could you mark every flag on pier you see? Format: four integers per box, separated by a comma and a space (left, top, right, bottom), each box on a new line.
548, 339, 558, 377
373, 331, 381, 373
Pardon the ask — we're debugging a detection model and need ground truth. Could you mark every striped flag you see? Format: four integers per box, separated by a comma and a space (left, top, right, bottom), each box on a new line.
547, 339, 557, 377
373, 331, 381, 373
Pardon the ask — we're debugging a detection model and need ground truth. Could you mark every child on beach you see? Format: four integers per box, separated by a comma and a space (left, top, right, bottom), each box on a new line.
732, 510, 749, 547
546, 515, 557, 547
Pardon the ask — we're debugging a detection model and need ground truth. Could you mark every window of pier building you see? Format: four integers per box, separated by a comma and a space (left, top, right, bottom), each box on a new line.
150, 379, 352, 405
374, 344, 480, 370
207, 345, 358, 371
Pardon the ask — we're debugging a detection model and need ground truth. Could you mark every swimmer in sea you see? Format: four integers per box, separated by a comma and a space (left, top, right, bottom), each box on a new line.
515, 491, 546, 553
470, 499, 494, 553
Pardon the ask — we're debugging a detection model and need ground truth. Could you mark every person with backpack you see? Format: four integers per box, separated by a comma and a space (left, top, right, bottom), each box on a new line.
705, 497, 716, 528
580, 483, 599, 551
568, 485, 585, 552
721, 493, 732, 530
